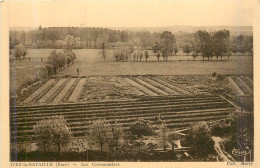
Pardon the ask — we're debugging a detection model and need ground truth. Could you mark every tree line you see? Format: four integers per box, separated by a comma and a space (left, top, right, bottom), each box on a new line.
10, 27, 253, 56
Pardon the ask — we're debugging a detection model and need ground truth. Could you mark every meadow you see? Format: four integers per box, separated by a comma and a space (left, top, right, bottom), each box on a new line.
9, 48, 253, 91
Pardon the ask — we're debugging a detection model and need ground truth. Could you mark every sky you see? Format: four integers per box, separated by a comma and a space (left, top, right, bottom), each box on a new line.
6, 0, 253, 28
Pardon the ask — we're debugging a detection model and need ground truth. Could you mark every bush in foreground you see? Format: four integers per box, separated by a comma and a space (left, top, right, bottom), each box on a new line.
33, 115, 72, 153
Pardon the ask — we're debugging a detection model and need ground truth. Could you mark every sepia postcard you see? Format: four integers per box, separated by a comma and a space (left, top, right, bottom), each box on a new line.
1, 0, 260, 167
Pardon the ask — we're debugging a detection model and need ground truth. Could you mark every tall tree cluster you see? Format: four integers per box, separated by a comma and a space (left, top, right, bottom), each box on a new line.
9, 27, 160, 49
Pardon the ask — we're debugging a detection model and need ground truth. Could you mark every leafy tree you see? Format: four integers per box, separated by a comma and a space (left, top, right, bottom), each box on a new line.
33, 115, 72, 153
46, 50, 66, 74
156, 52, 161, 62
196, 30, 214, 60
109, 121, 123, 155
185, 122, 215, 158
152, 42, 160, 55
89, 119, 110, 152
139, 52, 143, 62
159, 122, 168, 152
174, 48, 178, 56
114, 50, 121, 62
167, 132, 180, 151
160, 31, 176, 61
183, 45, 191, 55
192, 52, 198, 60
129, 118, 154, 138
14, 44, 27, 60
101, 43, 106, 61
227, 52, 232, 60
63, 50, 76, 64
144, 51, 149, 62
212, 30, 230, 60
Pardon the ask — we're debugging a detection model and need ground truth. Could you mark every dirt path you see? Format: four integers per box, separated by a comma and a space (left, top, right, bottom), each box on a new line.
68, 78, 87, 102
212, 136, 235, 162
22, 79, 56, 104
38, 78, 67, 103
125, 77, 158, 96
53, 78, 77, 104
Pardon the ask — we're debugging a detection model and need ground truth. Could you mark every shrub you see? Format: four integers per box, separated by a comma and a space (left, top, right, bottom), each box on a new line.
89, 119, 110, 152
33, 115, 72, 153
129, 118, 154, 138
212, 72, 217, 77
45, 64, 54, 76
22, 76, 35, 86
216, 74, 226, 81
14, 43, 27, 60
184, 122, 215, 158
34, 67, 48, 82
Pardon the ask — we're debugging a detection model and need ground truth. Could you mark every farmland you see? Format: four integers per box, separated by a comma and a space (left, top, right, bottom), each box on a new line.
9, 48, 254, 161
10, 94, 234, 141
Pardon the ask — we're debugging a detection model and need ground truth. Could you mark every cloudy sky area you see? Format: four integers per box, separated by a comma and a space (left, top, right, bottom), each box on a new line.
7, 0, 253, 28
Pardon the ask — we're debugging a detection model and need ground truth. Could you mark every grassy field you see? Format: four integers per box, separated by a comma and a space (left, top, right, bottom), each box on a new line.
9, 49, 253, 91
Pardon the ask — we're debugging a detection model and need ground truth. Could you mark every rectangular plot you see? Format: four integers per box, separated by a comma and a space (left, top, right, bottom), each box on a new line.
125, 78, 158, 96
68, 78, 87, 102
53, 78, 77, 104
22, 79, 56, 104
135, 77, 168, 95
38, 78, 67, 103
143, 77, 180, 95
155, 77, 190, 94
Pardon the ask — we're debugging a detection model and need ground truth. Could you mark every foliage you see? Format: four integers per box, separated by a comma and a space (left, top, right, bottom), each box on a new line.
108, 121, 123, 155
216, 74, 226, 81
13, 43, 27, 60
212, 30, 230, 60
156, 52, 161, 61
211, 72, 217, 77
159, 122, 168, 152
185, 122, 215, 158
227, 52, 232, 60
113, 46, 132, 62
46, 50, 67, 74
167, 132, 181, 151
101, 43, 106, 61
195, 30, 214, 60
160, 31, 176, 61
152, 42, 161, 55
183, 45, 191, 55
89, 119, 110, 152
129, 118, 154, 138
144, 51, 149, 62
33, 115, 72, 153
191, 52, 198, 60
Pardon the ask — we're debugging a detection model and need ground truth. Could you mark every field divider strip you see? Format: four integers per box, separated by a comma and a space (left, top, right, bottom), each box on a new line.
235, 77, 253, 95
154, 77, 191, 94
45, 77, 72, 104
126, 77, 158, 96
138, 76, 174, 95
228, 77, 245, 96
135, 76, 168, 95
31, 77, 62, 104
62, 77, 81, 102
